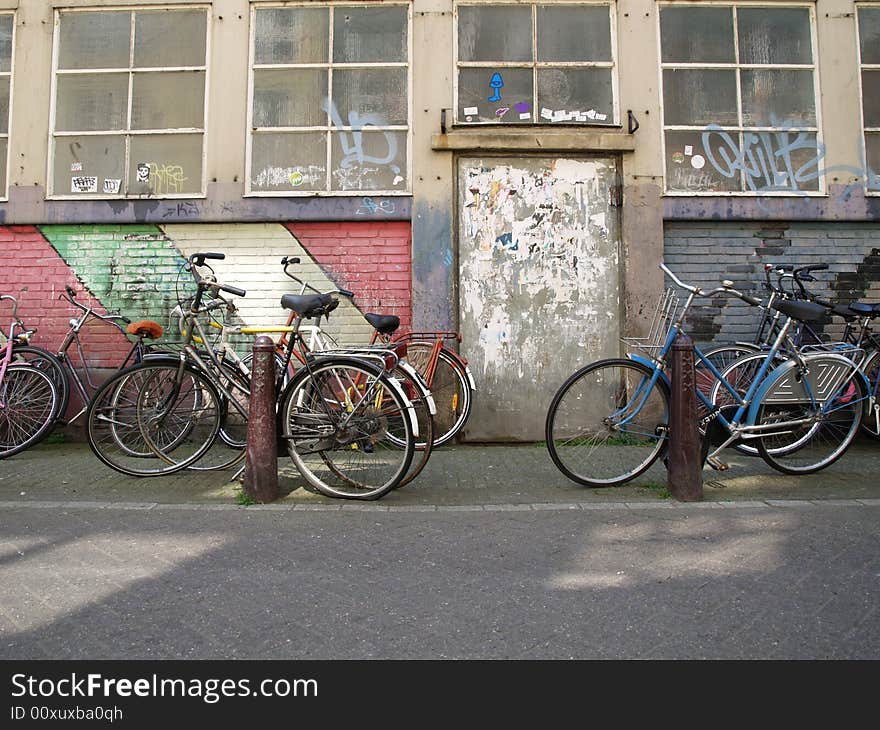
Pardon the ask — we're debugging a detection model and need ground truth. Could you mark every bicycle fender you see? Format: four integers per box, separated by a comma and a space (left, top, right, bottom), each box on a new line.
463, 364, 477, 391
746, 353, 869, 423
398, 361, 437, 416
626, 354, 671, 388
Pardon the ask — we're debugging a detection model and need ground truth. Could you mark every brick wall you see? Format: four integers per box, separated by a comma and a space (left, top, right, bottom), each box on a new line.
663, 222, 880, 346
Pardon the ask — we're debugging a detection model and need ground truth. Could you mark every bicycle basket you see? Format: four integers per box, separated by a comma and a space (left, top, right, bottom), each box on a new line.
620, 288, 679, 357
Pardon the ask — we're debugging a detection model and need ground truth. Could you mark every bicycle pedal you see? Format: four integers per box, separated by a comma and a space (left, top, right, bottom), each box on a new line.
706, 456, 730, 472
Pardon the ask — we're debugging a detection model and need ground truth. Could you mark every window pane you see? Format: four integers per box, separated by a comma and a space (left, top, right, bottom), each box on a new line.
537, 68, 613, 123
867, 133, 880, 191
330, 130, 406, 190
458, 6, 532, 62
55, 73, 128, 131
254, 8, 328, 65
457, 68, 533, 123
59, 12, 131, 70
662, 69, 737, 126
660, 7, 734, 63
738, 8, 812, 65
333, 6, 407, 63
0, 138, 6, 194
251, 132, 327, 192
253, 69, 327, 128
863, 71, 880, 127
665, 130, 741, 192
332, 68, 407, 126
134, 10, 206, 68
131, 72, 205, 130
860, 8, 880, 65
0, 78, 8, 134
0, 14, 13, 73
537, 5, 610, 62
741, 70, 815, 127
53, 135, 125, 194
129, 134, 202, 195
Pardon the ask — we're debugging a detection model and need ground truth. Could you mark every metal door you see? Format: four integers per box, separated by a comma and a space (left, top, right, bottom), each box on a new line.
457, 156, 621, 440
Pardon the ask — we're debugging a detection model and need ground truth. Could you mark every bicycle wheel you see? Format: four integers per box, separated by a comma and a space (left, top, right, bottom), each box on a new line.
385, 363, 434, 488
186, 362, 250, 472
281, 358, 415, 500
755, 371, 865, 475
86, 362, 221, 476
0, 365, 58, 459
859, 349, 880, 440
405, 342, 472, 447
10, 345, 69, 426
696, 344, 761, 413
546, 358, 670, 487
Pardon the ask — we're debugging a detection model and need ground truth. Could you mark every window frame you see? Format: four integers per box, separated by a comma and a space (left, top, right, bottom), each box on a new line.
0, 10, 15, 202
857, 2, 880, 196
657, 1, 823, 197
245, 1, 413, 197
453, 1, 620, 127
47, 5, 211, 200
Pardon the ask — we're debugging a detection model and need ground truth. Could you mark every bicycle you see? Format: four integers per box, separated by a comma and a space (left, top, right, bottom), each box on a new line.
544, 263, 869, 487
87, 253, 419, 500
10, 284, 165, 430
0, 293, 59, 459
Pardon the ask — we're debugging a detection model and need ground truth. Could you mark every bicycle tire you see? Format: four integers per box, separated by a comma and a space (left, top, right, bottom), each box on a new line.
280, 357, 415, 500
545, 358, 670, 487
0, 365, 59, 459
10, 344, 70, 427
86, 361, 221, 477
859, 349, 880, 440
404, 342, 472, 447
186, 361, 250, 472
385, 363, 434, 488
755, 369, 865, 475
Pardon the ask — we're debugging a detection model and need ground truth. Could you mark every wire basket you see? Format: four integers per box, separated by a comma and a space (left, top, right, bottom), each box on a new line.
621, 288, 680, 357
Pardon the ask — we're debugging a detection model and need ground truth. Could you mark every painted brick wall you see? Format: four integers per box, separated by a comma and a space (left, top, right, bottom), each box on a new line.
0, 225, 132, 369
287, 222, 412, 336
664, 222, 880, 346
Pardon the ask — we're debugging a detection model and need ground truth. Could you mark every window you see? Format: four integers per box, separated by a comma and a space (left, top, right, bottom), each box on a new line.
0, 13, 13, 198
248, 3, 409, 195
659, 4, 820, 194
50, 8, 208, 198
858, 4, 880, 192
455, 2, 616, 126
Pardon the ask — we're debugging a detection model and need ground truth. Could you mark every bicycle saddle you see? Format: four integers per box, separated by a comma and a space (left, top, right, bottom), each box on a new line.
772, 298, 827, 322
126, 320, 164, 339
280, 293, 339, 319
847, 301, 880, 317
364, 313, 400, 335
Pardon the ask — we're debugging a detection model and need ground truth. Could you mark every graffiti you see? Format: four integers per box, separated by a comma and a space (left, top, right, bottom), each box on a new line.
323, 99, 400, 180
356, 197, 396, 215
148, 163, 187, 195
253, 165, 325, 189
162, 202, 200, 219
71, 176, 98, 194
488, 73, 504, 103
496, 107, 510, 119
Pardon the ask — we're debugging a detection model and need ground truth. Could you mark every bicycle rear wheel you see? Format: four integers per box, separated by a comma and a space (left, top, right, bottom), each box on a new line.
545, 358, 669, 487
755, 373, 865, 475
859, 350, 880, 440
0, 365, 58, 459
281, 358, 415, 499
405, 342, 471, 447
385, 363, 434, 488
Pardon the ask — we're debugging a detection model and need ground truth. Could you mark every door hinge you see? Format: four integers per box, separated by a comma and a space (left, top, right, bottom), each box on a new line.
609, 184, 623, 207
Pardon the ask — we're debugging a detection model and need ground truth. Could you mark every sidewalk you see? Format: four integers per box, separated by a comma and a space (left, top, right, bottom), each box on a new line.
1, 436, 878, 508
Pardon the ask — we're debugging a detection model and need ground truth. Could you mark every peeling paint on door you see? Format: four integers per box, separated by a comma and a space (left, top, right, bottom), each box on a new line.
458, 156, 621, 441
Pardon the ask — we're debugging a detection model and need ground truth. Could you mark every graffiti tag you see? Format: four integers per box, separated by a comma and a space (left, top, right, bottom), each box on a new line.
356, 197, 396, 215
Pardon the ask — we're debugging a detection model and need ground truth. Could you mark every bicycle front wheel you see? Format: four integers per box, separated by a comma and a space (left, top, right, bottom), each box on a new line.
11, 345, 69, 426
281, 358, 415, 500
545, 358, 669, 487
0, 365, 59, 459
755, 373, 865, 475
859, 349, 880, 440
405, 342, 472, 447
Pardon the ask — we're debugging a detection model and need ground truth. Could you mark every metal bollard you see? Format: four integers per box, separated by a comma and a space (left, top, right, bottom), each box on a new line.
243, 335, 278, 503
667, 333, 703, 501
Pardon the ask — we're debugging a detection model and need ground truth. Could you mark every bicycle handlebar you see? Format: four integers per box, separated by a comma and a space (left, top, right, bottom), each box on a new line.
282, 257, 355, 299
661, 263, 761, 307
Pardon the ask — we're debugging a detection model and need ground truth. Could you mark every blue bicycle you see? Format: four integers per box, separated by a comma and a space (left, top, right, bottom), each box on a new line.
545, 264, 869, 486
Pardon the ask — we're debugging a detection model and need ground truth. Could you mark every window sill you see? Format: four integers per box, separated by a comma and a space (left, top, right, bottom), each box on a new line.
431, 127, 635, 153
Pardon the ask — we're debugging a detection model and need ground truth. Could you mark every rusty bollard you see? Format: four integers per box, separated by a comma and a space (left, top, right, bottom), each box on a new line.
667, 333, 703, 501
243, 335, 278, 503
